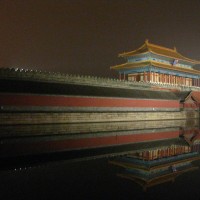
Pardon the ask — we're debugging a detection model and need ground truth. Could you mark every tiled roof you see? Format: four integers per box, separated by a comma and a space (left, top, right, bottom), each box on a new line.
191, 91, 200, 103
174, 91, 191, 102
111, 60, 200, 75
175, 91, 200, 103
119, 40, 200, 64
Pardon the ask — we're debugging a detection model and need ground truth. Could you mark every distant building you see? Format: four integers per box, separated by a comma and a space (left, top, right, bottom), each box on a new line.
111, 40, 200, 87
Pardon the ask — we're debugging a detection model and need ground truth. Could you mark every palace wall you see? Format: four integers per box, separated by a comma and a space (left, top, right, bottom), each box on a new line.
0, 68, 200, 91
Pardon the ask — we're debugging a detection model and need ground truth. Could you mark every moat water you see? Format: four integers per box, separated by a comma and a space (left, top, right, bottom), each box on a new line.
1, 119, 200, 200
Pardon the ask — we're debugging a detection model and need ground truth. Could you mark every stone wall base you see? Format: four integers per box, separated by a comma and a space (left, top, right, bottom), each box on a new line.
0, 111, 199, 125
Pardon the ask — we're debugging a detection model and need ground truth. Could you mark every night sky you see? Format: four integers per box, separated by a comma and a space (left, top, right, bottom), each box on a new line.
0, 0, 200, 78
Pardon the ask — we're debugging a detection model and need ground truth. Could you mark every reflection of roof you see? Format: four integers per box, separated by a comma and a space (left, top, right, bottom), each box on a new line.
118, 165, 198, 191
119, 40, 200, 64
110, 152, 200, 191
110, 60, 200, 75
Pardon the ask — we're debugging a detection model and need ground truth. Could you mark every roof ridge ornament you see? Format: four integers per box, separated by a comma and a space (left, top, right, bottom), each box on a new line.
145, 39, 150, 50
145, 39, 149, 45
174, 46, 177, 52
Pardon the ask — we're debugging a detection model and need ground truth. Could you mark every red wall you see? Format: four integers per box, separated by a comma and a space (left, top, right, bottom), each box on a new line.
0, 93, 179, 108
0, 130, 179, 157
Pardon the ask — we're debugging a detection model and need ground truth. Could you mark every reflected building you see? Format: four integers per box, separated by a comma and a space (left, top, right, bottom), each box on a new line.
109, 138, 200, 191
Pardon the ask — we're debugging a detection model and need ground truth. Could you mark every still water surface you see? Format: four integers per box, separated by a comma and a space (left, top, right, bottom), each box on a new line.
1, 119, 200, 200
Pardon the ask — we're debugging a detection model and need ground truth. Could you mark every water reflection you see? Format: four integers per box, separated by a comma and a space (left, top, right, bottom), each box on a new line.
0, 119, 199, 159
109, 136, 200, 191
1, 119, 200, 199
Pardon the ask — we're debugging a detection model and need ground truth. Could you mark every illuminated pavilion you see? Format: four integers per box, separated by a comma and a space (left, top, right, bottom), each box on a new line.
111, 40, 200, 87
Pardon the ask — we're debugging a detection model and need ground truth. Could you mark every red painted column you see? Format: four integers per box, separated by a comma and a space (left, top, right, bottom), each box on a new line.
145, 72, 147, 82
160, 74, 162, 83
149, 72, 152, 82
148, 72, 150, 81
152, 72, 154, 82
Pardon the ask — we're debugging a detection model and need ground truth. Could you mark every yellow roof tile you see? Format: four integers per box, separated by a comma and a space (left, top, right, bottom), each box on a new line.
110, 60, 200, 75
119, 40, 200, 64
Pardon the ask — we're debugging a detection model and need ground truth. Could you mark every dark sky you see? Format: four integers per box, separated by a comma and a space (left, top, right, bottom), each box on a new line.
0, 0, 200, 78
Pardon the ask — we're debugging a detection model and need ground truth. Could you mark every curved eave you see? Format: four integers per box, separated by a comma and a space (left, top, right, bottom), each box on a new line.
149, 42, 200, 64
150, 51, 200, 65
119, 44, 146, 58
110, 61, 150, 70
120, 50, 200, 65
152, 61, 200, 75
119, 41, 200, 65
111, 61, 200, 75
